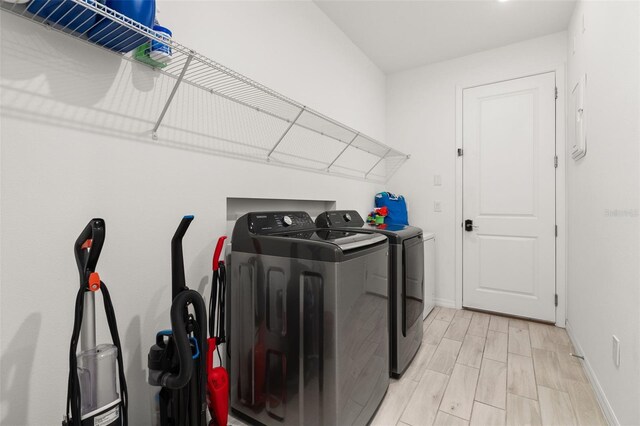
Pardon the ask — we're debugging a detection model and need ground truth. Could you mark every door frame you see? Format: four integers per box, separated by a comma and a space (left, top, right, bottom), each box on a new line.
454, 65, 567, 327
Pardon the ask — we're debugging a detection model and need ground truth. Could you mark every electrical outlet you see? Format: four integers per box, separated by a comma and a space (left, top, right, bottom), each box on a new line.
434, 201, 442, 212
612, 335, 620, 367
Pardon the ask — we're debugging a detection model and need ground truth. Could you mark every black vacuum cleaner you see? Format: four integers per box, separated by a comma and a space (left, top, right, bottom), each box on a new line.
64, 219, 128, 426
148, 215, 208, 426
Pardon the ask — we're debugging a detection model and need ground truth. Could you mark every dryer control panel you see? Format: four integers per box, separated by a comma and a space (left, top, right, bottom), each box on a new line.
316, 210, 365, 228
248, 211, 315, 234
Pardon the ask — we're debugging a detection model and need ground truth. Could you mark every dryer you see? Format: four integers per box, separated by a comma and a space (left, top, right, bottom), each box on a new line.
316, 210, 424, 378
423, 232, 436, 320
227, 211, 389, 426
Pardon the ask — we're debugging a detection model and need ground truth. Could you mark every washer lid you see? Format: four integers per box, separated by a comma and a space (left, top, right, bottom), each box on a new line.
362, 223, 424, 243
274, 229, 387, 251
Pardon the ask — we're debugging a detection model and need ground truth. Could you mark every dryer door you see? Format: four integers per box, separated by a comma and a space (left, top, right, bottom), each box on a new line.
402, 236, 424, 336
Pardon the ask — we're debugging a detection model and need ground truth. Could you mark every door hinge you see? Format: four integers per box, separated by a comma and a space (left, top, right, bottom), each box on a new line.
555, 87, 558, 99
555, 225, 558, 237
555, 294, 559, 307
457, 148, 464, 157
554, 155, 558, 168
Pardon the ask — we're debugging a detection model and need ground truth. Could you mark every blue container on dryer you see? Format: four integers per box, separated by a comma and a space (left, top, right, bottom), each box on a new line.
88, 0, 155, 53
27, 0, 104, 34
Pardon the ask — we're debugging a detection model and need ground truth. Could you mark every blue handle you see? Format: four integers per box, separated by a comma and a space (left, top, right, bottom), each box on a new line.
189, 337, 200, 359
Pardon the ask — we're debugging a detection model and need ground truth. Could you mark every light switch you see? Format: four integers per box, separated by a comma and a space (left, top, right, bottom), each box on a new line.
433, 174, 442, 186
434, 201, 442, 212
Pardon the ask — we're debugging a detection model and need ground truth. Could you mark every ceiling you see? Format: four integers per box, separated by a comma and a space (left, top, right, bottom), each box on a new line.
315, 0, 576, 74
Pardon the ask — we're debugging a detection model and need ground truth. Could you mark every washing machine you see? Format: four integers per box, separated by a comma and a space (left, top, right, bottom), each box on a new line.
227, 211, 389, 426
315, 210, 424, 378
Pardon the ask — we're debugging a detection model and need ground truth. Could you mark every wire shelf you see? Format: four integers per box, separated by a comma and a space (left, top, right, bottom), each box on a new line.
1, 0, 409, 182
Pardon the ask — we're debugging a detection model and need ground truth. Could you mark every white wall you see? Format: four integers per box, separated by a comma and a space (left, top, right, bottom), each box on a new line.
386, 32, 567, 307
0, 2, 387, 424
565, 1, 640, 424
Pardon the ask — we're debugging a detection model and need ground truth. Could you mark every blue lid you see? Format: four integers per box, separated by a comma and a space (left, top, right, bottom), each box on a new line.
153, 25, 172, 37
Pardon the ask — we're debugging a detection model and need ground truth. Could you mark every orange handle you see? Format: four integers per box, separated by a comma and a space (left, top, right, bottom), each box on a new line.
88, 272, 101, 292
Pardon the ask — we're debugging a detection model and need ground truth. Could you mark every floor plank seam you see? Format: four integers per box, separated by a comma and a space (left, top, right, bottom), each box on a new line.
439, 410, 469, 423
432, 371, 455, 425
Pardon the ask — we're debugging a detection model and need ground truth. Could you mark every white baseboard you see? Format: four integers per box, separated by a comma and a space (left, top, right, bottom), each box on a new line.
434, 298, 456, 309
565, 320, 619, 426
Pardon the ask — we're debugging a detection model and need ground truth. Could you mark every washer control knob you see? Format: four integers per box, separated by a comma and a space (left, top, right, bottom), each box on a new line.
283, 215, 293, 227
344, 213, 352, 222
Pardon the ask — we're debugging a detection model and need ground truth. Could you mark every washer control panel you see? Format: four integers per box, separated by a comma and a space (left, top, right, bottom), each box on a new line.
248, 211, 315, 234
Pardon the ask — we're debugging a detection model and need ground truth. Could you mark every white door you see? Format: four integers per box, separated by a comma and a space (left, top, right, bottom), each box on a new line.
462, 72, 556, 322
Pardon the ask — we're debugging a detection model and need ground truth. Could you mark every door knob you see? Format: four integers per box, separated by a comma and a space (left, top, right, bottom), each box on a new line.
465, 219, 479, 232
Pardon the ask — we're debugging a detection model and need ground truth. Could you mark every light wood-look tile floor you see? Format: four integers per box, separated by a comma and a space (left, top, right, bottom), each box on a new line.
372, 307, 608, 426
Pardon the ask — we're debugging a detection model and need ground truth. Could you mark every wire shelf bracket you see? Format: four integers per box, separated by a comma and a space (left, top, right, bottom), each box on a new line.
365, 148, 391, 178
327, 132, 359, 171
267, 107, 305, 159
152, 53, 194, 140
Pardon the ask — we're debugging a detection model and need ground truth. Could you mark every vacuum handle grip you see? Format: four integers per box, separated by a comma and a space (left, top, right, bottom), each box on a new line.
172, 215, 194, 243
171, 215, 194, 299
74, 218, 105, 286
212, 236, 227, 271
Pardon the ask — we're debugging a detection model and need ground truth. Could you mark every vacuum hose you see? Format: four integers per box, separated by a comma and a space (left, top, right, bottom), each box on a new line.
160, 290, 208, 390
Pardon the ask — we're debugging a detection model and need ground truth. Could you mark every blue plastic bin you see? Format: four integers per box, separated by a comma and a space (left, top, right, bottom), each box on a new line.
87, 0, 155, 53
27, 0, 104, 34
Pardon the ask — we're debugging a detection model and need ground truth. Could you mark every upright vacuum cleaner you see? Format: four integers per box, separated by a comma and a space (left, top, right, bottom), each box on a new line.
148, 215, 208, 426
64, 219, 128, 426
